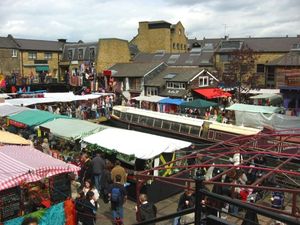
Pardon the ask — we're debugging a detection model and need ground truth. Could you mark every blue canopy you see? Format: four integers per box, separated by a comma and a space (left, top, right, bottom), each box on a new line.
158, 98, 185, 106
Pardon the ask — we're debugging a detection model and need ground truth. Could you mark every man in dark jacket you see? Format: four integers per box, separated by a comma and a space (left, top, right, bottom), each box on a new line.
173, 190, 195, 225
137, 194, 157, 225
92, 153, 106, 193
79, 153, 93, 184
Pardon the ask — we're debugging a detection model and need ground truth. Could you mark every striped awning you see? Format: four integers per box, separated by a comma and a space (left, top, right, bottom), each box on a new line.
0, 145, 80, 191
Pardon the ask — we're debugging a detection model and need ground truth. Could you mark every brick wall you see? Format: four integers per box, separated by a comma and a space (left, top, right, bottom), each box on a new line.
0, 48, 20, 75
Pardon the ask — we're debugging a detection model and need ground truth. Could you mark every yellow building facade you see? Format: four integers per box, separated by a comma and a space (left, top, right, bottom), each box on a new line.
131, 21, 188, 53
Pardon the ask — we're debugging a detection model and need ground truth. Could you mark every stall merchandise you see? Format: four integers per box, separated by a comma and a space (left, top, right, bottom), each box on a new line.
39, 118, 105, 141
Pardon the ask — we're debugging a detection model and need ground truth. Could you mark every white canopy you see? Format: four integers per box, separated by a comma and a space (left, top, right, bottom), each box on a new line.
83, 128, 191, 160
132, 95, 166, 103
5, 92, 102, 106
242, 89, 280, 94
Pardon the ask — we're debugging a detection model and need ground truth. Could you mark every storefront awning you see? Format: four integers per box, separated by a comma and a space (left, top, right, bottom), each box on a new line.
180, 98, 218, 109
158, 97, 185, 105
194, 88, 232, 99
36, 65, 49, 72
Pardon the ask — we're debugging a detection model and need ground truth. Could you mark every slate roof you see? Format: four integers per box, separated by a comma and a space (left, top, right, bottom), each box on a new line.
0, 36, 19, 49
61, 42, 98, 61
267, 51, 300, 66
15, 38, 63, 51
110, 62, 163, 78
216, 37, 300, 53
188, 38, 221, 50
133, 51, 214, 67
145, 67, 203, 87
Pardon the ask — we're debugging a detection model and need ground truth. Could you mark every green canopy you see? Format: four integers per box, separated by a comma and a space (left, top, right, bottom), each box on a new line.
40, 118, 105, 141
226, 103, 281, 114
180, 98, 218, 109
8, 110, 66, 127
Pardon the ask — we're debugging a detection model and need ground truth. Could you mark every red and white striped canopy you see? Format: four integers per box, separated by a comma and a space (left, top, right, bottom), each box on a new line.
0, 145, 80, 191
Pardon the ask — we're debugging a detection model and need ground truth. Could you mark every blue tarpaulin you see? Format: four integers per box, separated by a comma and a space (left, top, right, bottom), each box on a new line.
158, 98, 185, 106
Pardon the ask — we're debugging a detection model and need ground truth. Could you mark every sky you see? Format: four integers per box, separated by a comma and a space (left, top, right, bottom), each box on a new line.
0, 0, 299, 42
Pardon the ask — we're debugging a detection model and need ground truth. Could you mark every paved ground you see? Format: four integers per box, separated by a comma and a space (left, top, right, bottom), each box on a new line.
96, 194, 179, 225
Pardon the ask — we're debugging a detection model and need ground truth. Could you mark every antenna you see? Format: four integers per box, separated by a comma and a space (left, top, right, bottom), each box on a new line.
223, 24, 229, 37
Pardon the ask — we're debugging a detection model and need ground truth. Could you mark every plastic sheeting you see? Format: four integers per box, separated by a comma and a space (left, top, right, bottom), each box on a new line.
0, 104, 29, 117
235, 111, 300, 130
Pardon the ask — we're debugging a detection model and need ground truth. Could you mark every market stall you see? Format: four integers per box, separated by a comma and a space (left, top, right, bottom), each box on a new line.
39, 118, 104, 141
250, 93, 283, 106
0, 131, 31, 145
8, 109, 67, 128
158, 97, 185, 113
0, 104, 29, 117
132, 95, 166, 111
83, 127, 191, 202
0, 145, 79, 223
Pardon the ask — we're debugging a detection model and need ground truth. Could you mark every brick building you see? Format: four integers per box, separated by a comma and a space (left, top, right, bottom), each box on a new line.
131, 21, 188, 53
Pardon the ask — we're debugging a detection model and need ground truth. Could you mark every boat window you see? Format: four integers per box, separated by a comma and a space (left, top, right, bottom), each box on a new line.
180, 125, 190, 134
139, 116, 147, 125
120, 112, 126, 120
171, 122, 180, 132
162, 121, 171, 130
125, 113, 132, 122
146, 118, 154, 126
154, 119, 162, 128
113, 110, 120, 118
190, 126, 201, 136
131, 114, 139, 123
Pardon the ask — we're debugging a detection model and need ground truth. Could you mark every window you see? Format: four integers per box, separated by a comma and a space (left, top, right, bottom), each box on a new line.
162, 121, 171, 130
190, 126, 201, 136
220, 54, 231, 62
28, 52, 37, 60
139, 116, 147, 125
78, 49, 84, 60
146, 118, 154, 126
171, 123, 180, 132
132, 114, 139, 123
154, 119, 162, 128
180, 125, 190, 134
12, 49, 18, 57
181, 44, 183, 50
146, 87, 158, 96
129, 78, 141, 90
257, 64, 265, 73
167, 55, 180, 64
44, 52, 52, 60
166, 82, 186, 89
89, 47, 95, 60
68, 50, 73, 60
179, 29, 182, 35
177, 43, 180, 50
173, 43, 176, 49
199, 76, 209, 87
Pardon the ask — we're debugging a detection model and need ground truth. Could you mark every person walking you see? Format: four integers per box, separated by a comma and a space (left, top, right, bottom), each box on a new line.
101, 163, 113, 203
111, 160, 127, 185
109, 175, 127, 224
91, 153, 105, 193
21, 217, 38, 225
136, 194, 157, 225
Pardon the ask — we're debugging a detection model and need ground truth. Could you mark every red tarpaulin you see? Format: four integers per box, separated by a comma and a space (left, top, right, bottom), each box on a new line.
194, 88, 232, 99
0, 145, 80, 191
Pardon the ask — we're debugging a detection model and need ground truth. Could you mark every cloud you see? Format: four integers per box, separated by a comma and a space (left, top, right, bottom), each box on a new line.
0, 0, 299, 41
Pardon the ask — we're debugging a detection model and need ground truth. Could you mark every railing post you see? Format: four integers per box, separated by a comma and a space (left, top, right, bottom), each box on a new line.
194, 169, 205, 225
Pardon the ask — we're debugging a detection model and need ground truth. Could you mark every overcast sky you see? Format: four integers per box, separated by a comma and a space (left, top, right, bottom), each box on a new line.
0, 0, 299, 42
